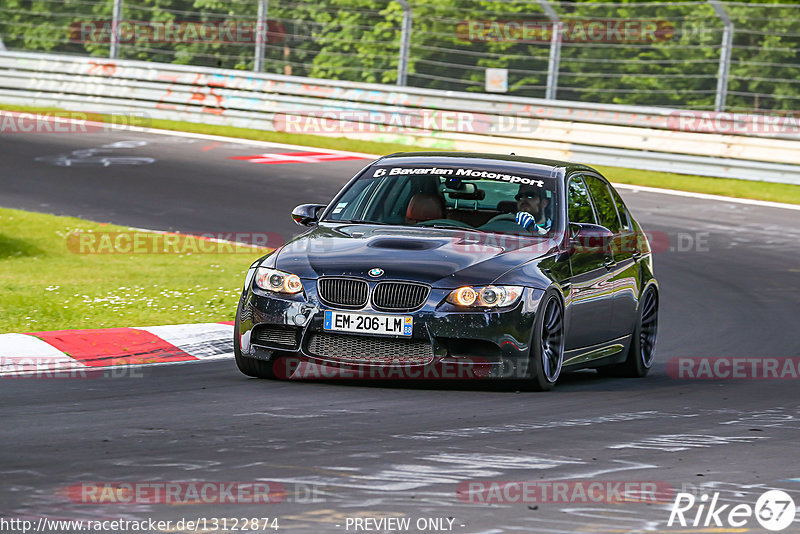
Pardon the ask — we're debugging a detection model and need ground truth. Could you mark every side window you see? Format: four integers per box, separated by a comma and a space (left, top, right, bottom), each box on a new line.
609, 185, 631, 231
584, 176, 621, 233
568, 177, 596, 225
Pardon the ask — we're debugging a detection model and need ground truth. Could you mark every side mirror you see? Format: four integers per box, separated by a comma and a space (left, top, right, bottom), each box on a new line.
568, 223, 614, 255
291, 204, 326, 226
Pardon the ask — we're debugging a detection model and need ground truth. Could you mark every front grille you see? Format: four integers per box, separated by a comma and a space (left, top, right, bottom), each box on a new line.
251, 325, 301, 350
306, 332, 434, 365
317, 278, 369, 308
372, 281, 430, 311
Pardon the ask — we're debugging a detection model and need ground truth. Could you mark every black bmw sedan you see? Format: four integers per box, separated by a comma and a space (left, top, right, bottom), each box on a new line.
234, 152, 658, 390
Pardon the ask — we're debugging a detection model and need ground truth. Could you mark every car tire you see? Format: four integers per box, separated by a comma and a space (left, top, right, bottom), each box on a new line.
599, 286, 658, 378
233, 306, 279, 380
526, 290, 565, 391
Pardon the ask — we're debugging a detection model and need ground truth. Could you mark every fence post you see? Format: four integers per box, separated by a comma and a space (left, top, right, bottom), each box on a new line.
396, 0, 412, 86
254, 0, 269, 72
709, 0, 733, 112
537, 0, 561, 100
110, 0, 122, 59
0, 34, 6, 51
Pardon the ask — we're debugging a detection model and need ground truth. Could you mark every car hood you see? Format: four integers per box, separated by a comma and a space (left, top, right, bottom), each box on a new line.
273, 223, 558, 288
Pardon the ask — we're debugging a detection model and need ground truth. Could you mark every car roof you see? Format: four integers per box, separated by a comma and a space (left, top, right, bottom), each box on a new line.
377, 152, 600, 179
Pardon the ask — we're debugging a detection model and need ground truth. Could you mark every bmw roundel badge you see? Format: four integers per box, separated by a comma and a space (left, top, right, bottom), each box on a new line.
368, 268, 384, 277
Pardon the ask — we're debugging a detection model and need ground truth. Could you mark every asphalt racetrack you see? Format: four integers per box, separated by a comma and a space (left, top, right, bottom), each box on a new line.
1, 129, 799, 533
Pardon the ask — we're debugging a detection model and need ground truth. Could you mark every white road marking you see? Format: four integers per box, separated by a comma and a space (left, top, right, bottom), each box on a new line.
607, 434, 767, 452
614, 182, 800, 211
391, 411, 688, 441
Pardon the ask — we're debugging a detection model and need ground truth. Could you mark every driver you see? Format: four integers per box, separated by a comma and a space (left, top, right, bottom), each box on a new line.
515, 184, 551, 235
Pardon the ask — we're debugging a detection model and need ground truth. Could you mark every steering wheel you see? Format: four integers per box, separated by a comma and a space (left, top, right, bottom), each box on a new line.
485, 213, 518, 224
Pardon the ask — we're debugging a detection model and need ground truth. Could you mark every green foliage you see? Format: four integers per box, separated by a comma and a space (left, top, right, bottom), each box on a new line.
0, 0, 797, 111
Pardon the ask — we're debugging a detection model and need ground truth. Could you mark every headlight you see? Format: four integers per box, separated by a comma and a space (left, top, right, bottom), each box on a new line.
254, 267, 304, 294
446, 285, 523, 308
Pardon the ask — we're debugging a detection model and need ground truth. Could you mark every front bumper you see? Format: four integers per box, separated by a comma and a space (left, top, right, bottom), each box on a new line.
238, 279, 544, 380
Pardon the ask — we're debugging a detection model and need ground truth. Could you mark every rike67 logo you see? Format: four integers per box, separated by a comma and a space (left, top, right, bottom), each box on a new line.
668, 490, 796, 531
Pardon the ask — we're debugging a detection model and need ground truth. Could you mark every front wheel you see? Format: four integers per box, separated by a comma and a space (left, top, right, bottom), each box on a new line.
526, 291, 565, 391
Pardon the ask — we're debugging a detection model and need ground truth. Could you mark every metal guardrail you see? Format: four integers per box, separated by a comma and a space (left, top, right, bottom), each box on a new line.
4, 0, 799, 112
1, 51, 798, 185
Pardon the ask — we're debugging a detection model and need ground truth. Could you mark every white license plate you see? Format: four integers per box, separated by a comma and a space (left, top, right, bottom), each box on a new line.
324, 311, 412, 337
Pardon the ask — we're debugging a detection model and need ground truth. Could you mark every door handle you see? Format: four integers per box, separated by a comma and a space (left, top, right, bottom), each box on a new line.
603, 257, 616, 270
631, 249, 642, 261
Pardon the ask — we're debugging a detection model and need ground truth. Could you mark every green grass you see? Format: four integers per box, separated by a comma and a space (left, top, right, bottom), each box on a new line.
594, 165, 800, 205
3, 103, 798, 205
0, 207, 270, 333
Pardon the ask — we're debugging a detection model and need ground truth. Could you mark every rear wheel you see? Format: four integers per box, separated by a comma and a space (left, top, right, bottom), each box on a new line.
526, 291, 565, 391
234, 307, 279, 379
599, 286, 658, 378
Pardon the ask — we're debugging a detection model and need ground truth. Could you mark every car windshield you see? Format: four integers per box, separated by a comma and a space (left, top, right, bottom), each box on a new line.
324, 164, 561, 236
